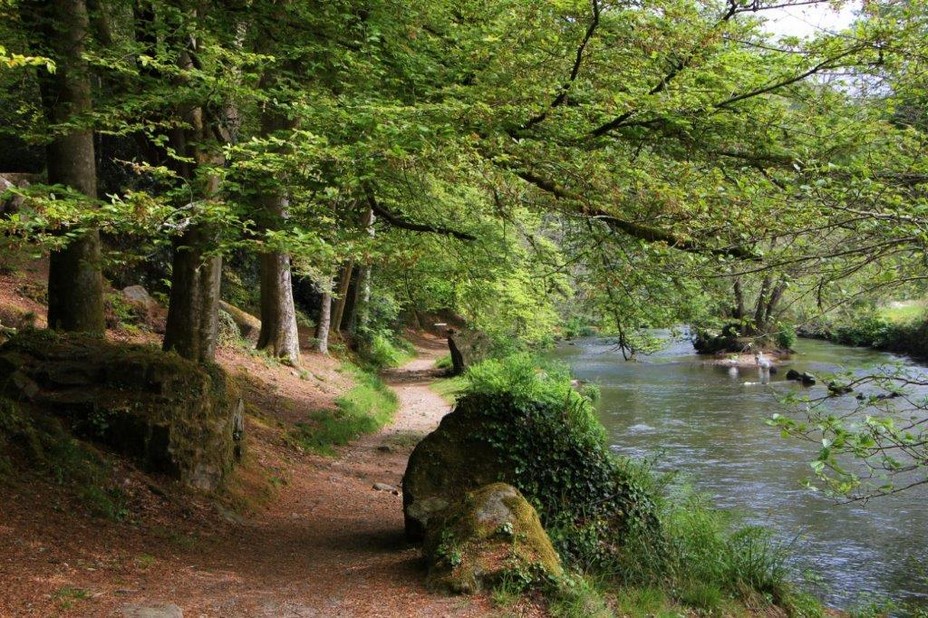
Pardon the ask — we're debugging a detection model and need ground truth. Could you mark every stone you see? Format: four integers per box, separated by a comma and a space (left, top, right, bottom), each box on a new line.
402, 390, 648, 551
121, 604, 183, 618
219, 301, 261, 343
120, 285, 167, 333
0, 331, 244, 491
372, 482, 398, 493
423, 483, 562, 593
122, 285, 155, 307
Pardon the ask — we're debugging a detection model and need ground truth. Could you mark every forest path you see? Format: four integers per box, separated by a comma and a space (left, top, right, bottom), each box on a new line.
118, 333, 486, 617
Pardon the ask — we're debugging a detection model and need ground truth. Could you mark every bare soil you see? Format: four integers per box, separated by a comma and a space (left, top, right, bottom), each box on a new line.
0, 273, 493, 617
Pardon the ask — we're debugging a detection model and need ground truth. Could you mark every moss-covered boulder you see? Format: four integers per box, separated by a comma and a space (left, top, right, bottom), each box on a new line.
0, 330, 243, 491
424, 483, 562, 593
403, 381, 655, 568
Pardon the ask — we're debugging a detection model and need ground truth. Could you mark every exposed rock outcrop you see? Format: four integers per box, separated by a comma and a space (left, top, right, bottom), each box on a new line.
403, 390, 653, 569
0, 330, 243, 491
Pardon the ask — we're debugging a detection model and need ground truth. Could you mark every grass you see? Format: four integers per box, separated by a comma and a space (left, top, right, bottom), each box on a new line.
358, 333, 416, 370
291, 363, 399, 455
877, 300, 927, 324
53, 586, 92, 610
429, 375, 466, 404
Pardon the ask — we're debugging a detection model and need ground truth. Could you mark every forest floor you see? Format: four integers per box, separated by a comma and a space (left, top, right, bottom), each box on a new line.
0, 270, 496, 616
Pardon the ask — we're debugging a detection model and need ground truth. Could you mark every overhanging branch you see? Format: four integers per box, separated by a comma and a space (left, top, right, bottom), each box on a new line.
363, 186, 476, 241
514, 169, 758, 260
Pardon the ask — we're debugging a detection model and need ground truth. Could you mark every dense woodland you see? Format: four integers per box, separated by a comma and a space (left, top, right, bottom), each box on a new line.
1, 0, 928, 614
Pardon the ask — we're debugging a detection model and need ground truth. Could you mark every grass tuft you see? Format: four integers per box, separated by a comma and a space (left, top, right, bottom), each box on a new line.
291, 364, 398, 455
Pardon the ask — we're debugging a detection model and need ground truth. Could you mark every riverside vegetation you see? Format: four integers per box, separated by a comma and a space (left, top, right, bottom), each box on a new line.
412, 354, 821, 616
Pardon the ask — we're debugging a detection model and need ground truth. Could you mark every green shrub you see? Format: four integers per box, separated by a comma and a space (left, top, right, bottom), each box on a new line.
357, 332, 415, 370
459, 354, 652, 570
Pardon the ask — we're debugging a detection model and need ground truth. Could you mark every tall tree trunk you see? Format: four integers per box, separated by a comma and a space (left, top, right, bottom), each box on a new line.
257, 251, 301, 363
254, 86, 300, 364
25, 0, 105, 334
733, 278, 745, 321
161, 37, 223, 363
348, 208, 375, 335
314, 278, 332, 355
752, 274, 772, 335
331, 261, 355, 334
764, 278, 787, 327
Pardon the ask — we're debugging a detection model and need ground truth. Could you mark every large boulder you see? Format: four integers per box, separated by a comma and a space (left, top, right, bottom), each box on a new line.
423, 482, 563, 593
0, 330, 243, 491
403, 389, 653, 568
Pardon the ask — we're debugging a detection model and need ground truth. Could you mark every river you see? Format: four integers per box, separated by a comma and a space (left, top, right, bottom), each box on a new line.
547, 335, 928, 610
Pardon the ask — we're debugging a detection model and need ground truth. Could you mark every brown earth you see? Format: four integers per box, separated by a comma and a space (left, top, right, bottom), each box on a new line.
0, 267, 497, 616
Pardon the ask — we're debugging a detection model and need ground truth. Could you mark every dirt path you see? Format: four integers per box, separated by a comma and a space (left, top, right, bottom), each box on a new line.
1, 334, 493, 617
123, 335, 487, 617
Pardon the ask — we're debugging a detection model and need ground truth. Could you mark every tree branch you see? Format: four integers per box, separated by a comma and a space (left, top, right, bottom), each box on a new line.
363, 186, 476, 241
521, 0, 600, 131
513, 169, 758, 259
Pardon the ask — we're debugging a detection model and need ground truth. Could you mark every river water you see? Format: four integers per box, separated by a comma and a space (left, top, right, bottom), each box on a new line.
547, 336, 928, 610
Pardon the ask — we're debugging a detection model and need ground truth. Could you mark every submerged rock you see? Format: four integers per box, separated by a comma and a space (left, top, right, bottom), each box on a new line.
424, 482, 562, 593
0, 330, 243, 491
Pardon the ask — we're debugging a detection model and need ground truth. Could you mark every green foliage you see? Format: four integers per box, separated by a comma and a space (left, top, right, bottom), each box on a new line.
429, 375, 466, 404
291, 364, 397, 456
776, 324, 798, 351
460, 355, 808, 614
356, 333, 414, 371
460, 354, 653, 570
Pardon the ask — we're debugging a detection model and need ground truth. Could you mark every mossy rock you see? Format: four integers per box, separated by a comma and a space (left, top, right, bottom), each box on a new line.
403, 390, 655, 569
424, 482, 562, 594
0, 330, 244, 491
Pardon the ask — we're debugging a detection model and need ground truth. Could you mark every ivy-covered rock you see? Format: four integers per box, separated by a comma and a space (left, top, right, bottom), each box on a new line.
403, 355, 656, 569
424, 482, 562, 593
0, 330, 243, 491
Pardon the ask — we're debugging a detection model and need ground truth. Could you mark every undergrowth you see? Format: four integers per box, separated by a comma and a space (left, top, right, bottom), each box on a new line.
0, 397, 128, 520
356, 333, 415, 370
291, 363, 398, 455
459, 353, 820, 617
429, 374, 466, 404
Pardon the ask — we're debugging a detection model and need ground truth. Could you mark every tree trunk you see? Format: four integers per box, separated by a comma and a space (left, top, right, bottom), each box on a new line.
161, 36, 224, 363
733, 278, 745, 321
331, 261, 355, 334
314, 278, 332, 355
257, 251, 301, 364
348, 208, 375, 335
254, 93, 300, 365
752, 274, 772, 335
25, 0, 105, 334
163, 227, 222, 362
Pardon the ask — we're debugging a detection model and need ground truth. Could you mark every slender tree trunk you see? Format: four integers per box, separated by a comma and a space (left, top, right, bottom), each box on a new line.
733, 279, 745, 321
25, 0, 105, 334
348, 208, 375, 335
752, 275, 772, 335
764, 278, 787, 327
331, 261, 355, 334
314, 280, 332, 355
